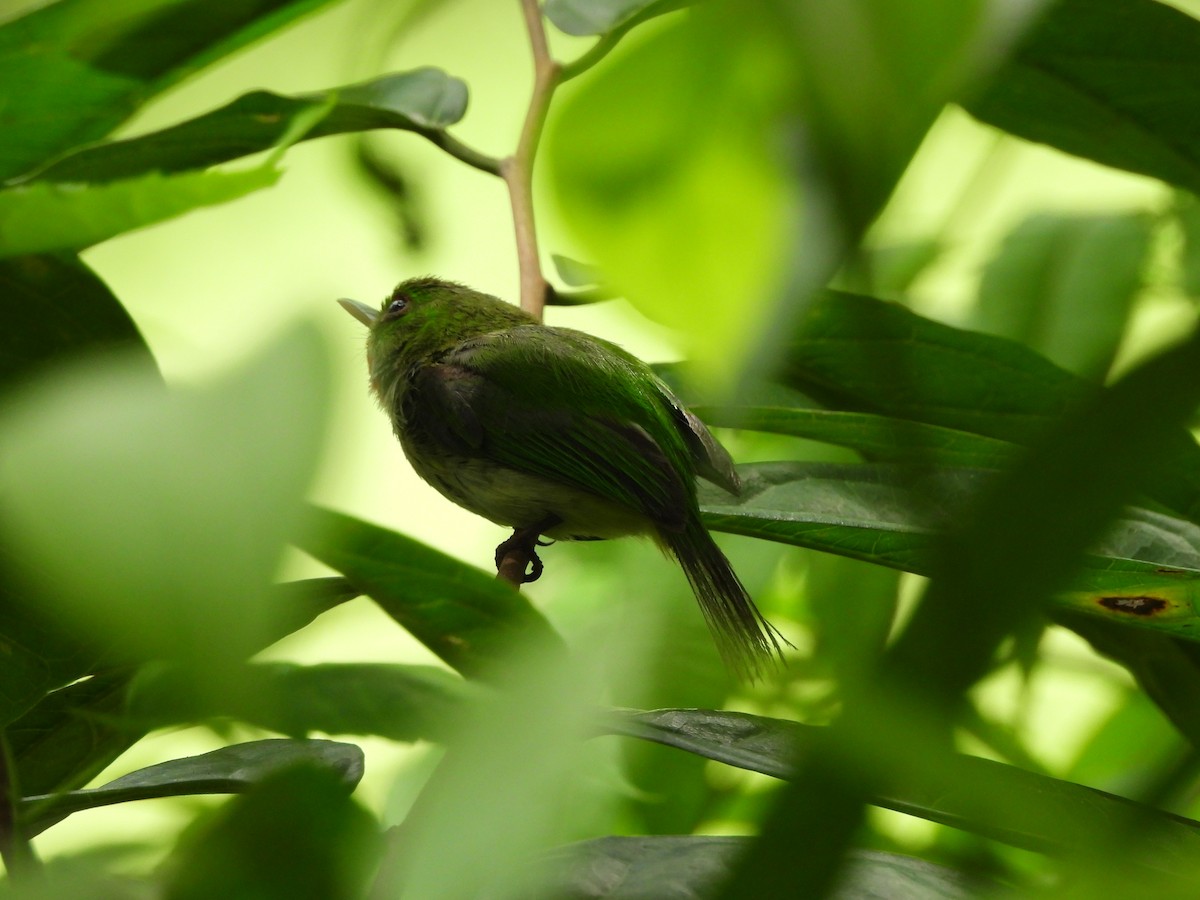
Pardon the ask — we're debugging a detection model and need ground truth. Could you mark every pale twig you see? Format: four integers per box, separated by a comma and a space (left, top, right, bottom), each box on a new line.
502, 0, 562, 321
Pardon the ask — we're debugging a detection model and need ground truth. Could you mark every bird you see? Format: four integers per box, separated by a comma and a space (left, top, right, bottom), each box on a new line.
339, 276, 785, 678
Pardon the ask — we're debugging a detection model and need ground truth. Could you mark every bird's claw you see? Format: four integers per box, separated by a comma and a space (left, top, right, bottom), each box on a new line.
494, 516, 561, 584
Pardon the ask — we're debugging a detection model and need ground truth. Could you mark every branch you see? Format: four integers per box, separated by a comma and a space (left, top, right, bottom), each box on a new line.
503, 0, 562, 321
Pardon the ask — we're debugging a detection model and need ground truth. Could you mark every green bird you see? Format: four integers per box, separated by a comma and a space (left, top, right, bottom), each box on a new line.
339, 277, 785, 678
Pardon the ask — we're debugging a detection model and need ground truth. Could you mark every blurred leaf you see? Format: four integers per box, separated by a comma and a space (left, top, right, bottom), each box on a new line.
1178, 195, 1200, 300
296, 508, 563, 681
805, 554, 899, 690
548, 11, 793, 375
353, 140, 425, 252
783, 290, 1200, 522
22, 68, 469, 185
0, 101, 329, 259
607, 708, 1200, 869
0, 325, 330, 671
535, 837, 986, 899
1062, 620, 1200, 753
768, 0, 1014, 237
6, 578, 356, 804
0, 253, 154, 395
968, 0, 1200, 195
862, 239, 944, 296
551, 254, 604, 288
23, 738, 364, 836
975, 212, 1153, 378
0, 0, 345, 180
0, 160, 281, 259
1066, 687, 1190, 798
543, 0, 687, 37
693, 406, 1018, 468
161, 763, 379, 900
6, 671, 136, 799
128, 662, 473, 742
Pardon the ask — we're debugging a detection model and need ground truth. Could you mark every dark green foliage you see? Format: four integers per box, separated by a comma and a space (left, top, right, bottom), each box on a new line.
4, 0, 1200, 896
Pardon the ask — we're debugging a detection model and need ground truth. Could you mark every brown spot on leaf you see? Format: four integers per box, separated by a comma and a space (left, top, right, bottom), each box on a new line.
1098, 595, 1169, 616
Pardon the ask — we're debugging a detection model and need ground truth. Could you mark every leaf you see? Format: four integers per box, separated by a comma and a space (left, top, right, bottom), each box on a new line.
784, 290, 1089, 442
974, 212, 1153, 378
543, 0, 688, 37
296, 508, 563, 681
0, 253, 154, 394
606, 708, 1200, 870
21, 69, 469, 185
0, 163, 280, 260
551, 254, 605, 288
160, 763, 379, 900
0, 0, 345, 180
548, 12, 794, 377
0, 325, 330, 673
22, 738, 364, 836
692, 406, 1018, 468
967, 0, 1200, 195
127, 662, 474, 743
702, 461, 1200, 640
0, 100, 330, 259
5, 578, 356, 804
783, 290, 1200, 522
535, 837, 986, 899
1178, 195, 1200, 300
6, 671, 137, 800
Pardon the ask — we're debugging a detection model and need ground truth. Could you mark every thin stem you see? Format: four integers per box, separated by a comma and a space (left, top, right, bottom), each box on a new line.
0, 733, 38, 880
420, 129, 503, 177
559, 0, 690, 82
503, 0, 562, 321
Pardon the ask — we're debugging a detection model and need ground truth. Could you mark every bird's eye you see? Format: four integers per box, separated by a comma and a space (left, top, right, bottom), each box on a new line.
385, 296, 409, 319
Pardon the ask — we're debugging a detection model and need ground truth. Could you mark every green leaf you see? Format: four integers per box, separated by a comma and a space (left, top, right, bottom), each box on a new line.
5, 578, 356, 805
0, 163, 280, 260
783, 290, 1200, 522
6, 671, 137, 800
784, 290, 1088, 442
1177, 195, 1200, 300
536, 837, 986, 899
296, 508, 563, 681
692, 406, 1018, 468
160, 763, 378, 900
975, 212, 1153, 378
548, 12, 793, 376
701, 461, 1200, 640
968, 0, 1200, 195
543, 0, 687, 36
21, 69, 469, 185
22, 738, 363, 836
127, 662, 473, 742
607, 708, 1200, 869
0, 325, 330, 672
0, 253, 154, 395
0, 0, 346, 180
550, 254, 605, 288
864, 239, 944, 295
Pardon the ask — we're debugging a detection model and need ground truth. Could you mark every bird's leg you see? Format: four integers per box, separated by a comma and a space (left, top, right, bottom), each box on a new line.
495, 515, 563, 586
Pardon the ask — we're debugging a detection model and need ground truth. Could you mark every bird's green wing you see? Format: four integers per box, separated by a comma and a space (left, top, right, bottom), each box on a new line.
412, 326, 703, 528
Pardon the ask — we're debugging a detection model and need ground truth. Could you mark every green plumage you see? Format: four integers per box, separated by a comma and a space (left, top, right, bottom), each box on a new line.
341, 276, 784, 678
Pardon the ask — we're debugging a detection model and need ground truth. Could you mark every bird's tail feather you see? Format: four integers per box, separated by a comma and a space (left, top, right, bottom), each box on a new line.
664, 518, 787, 680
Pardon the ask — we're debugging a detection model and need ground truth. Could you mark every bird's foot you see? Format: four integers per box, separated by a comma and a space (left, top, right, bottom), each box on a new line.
495, 515, 562, 585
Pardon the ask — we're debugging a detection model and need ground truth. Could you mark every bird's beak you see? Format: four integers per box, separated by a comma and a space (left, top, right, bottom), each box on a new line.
338, 298, 379, 328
